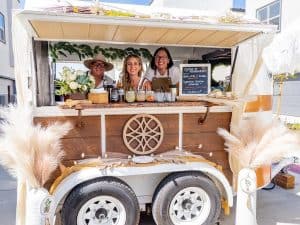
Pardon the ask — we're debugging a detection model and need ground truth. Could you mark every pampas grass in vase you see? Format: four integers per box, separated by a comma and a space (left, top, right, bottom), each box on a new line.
0, 104, 73, 188
218, 115, 300, 225
217, 114, 300, 169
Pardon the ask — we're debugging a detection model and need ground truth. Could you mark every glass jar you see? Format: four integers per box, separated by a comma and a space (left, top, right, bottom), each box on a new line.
136, 90, 146, 102
169, 84, 177, 102
155, 92, 165, 102
145, 91, 155, 102
125, 90, 136, 103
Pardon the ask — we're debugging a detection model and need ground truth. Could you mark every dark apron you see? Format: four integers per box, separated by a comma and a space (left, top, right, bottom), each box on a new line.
151, 70, 172, 92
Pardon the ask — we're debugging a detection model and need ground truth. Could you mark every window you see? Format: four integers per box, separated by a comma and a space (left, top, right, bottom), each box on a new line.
256, 0, 281, 31
0, 12, 5, 43
232, 0, 245, 12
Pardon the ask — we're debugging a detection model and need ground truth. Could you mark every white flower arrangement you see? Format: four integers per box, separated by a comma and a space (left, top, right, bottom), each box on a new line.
55, 67, 95, 96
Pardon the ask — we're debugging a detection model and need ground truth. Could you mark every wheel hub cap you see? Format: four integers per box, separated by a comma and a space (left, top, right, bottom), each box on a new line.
77, 196, 126, 225
169, 187, 211, 225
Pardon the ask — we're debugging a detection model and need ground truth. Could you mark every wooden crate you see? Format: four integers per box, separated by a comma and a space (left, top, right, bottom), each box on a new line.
273, 172, 295, 189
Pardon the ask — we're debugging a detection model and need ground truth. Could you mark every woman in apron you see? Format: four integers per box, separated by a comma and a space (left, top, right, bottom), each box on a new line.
121, 54, 144, 91
143, 47, 180, 92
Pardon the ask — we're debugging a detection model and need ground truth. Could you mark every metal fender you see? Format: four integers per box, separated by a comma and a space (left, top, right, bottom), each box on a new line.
49, 162, 233, 225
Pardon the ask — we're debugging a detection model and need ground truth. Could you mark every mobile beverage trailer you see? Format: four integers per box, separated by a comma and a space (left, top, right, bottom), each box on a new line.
11, 3, 278, 225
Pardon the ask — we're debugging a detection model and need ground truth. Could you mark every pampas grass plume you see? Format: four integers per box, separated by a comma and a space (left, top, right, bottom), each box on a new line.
217, 114, 300, 169
0, 104, 73, 188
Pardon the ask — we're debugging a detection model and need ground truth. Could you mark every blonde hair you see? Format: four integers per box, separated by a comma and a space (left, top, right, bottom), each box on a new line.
121, 54, 144, 90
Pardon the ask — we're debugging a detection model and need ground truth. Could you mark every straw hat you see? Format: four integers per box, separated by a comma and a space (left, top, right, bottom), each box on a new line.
83, 54, 114, 71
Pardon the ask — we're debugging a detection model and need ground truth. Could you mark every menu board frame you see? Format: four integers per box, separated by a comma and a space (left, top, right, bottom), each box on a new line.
179, 64, 211, 96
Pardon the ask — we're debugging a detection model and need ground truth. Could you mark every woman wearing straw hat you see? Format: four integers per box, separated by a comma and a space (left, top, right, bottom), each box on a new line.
84, 54, 114, 88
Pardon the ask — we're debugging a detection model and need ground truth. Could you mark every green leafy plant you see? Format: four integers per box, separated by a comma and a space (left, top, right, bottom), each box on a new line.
55, 67, 95, 96
49, 42, 152, 62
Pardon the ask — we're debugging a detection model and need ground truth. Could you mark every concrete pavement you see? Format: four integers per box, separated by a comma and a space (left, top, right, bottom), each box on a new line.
0, 167, 16, 225
1, 166, 300, 225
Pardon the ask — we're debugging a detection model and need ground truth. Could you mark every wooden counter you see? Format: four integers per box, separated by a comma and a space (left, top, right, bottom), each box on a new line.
34, 101, 233, 182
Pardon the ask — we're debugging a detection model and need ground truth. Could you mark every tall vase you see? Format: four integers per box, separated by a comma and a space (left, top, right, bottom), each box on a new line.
235, 168, 257, 225
25, 187, 52, 225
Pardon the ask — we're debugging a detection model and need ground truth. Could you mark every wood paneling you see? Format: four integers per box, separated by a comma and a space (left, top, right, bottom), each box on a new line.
36, 112, 232, 186
197, 30, 235, 46
34, 116, 101, 161
178, 29, 215, 45
62, 22, 90, 39
135, 27, 168, 43
89, 24, 118, 41
183, 112, 231, 132
183, 133, 228, 151
107, 134, 178, 155
106, 114, 178, 135
183, 112, 232, 180
30, 21, 63, 39
34, 116, 101, 138
106, 114, 179, 154
61, 138, 100, 160
157, 28, 193, 45
223, 169, 232, 183
113, 25, 144, 42
30, 20, 261, 47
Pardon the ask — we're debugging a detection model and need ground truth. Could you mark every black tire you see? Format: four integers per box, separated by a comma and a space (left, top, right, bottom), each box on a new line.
61, 177, 140, 225
152, 172, 221, 225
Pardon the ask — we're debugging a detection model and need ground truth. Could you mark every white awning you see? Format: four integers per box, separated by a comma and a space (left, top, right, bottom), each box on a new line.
17, 10, 276, 48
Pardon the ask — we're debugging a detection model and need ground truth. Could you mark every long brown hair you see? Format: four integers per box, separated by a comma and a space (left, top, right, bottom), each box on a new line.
121, 54, 144, 90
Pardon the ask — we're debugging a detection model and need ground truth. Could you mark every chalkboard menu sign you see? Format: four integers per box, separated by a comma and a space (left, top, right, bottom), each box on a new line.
179, 64, 211, 96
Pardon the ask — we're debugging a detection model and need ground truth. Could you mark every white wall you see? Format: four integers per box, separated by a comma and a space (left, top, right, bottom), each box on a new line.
246, 0, 300, 117
0, 0, 20, 99
0, 0, 13, 80
281, 0, 300, 32
0, 0, 20, 80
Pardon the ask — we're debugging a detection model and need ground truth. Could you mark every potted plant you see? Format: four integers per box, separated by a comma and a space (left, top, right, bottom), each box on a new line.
55, 67, 95, 100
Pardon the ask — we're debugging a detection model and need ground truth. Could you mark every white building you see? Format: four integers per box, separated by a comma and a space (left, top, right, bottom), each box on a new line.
246, 0, 300, 32
0, 0, 20, 105
246, 0, 300, 118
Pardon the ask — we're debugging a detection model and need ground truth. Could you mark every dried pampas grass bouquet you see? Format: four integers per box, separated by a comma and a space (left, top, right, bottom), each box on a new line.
217, 114, 300, 169
0, 104, 73, 188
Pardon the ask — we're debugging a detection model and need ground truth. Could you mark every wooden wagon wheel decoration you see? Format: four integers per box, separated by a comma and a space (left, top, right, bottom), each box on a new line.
123, 114, 164, 155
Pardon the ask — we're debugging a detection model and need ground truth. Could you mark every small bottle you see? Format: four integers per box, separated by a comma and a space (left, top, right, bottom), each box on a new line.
111, 87, 119, 102
106, 84, 113, 102
118, 88, 125, 102
169, 84, 177, 102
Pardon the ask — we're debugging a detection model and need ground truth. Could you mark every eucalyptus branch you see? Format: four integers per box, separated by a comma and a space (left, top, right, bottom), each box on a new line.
49, 42, 153, 62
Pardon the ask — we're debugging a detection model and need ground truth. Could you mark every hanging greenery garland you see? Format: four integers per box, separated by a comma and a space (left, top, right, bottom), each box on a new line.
49, 42, 153, 62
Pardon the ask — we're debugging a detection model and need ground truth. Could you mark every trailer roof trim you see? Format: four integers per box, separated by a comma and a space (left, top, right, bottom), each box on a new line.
18, 10, 277, 47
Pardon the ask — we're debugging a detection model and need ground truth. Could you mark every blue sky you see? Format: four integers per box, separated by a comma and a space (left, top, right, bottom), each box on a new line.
233, 0, 246, 9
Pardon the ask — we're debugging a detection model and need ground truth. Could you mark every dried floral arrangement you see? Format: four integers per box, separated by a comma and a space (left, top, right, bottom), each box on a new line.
0, 105, 73, 188
217, 115, 300, 169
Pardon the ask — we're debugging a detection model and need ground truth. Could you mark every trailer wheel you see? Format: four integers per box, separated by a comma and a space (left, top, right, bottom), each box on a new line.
152, 172, 221, 225
61, 177, 140, 225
